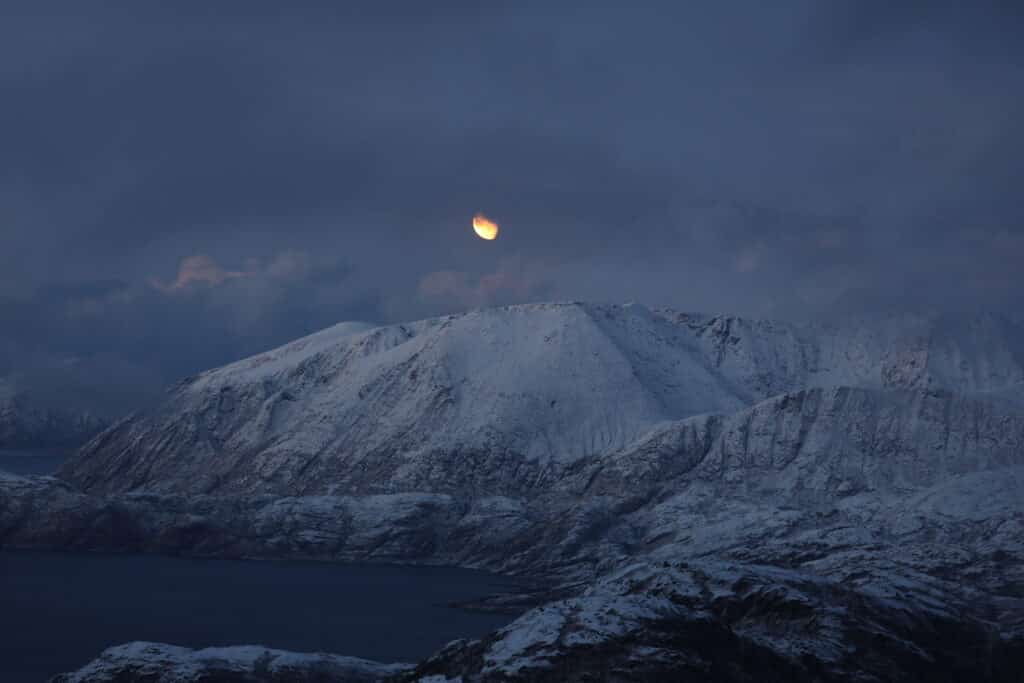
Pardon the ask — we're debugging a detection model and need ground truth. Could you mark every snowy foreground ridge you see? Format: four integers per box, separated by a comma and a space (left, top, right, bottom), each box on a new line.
1, 302, 1022, 681
51, 642, 411, 683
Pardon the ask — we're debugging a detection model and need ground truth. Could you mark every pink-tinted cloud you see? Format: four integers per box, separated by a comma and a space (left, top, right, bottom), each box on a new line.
150, 254, 251, 293
149, 250, 317, 294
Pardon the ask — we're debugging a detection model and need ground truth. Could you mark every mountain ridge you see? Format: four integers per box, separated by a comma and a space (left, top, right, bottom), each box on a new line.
60, 302, 1024, 497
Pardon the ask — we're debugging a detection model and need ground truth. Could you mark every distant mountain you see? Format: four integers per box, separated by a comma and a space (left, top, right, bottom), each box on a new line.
0, 382, 107, 450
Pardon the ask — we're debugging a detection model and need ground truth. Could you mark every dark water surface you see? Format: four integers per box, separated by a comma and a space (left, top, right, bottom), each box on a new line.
0, 449, 70, 476
1, 550, 518, 682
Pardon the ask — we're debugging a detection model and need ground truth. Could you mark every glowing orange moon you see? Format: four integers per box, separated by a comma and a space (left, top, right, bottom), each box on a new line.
472, 213, 499, 240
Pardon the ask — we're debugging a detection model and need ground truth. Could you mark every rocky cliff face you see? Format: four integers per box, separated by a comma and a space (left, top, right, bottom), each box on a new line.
4, 303, 1022, 681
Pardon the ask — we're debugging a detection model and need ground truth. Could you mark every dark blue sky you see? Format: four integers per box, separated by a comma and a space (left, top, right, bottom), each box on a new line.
1, 1, 1022, 412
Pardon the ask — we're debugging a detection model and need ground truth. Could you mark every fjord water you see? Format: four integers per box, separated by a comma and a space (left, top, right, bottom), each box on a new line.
1, 550, 518, 681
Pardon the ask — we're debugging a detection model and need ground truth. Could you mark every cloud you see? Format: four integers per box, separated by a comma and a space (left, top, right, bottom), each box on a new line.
150, 254, 252, 293
266, 250, 312, 280
417, 258, 554, 313
733, 248, 761, 274
149, 250, 317, 294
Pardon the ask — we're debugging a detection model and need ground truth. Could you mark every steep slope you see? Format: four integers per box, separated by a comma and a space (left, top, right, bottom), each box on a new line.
667, 309, 1024, 398
577, 385, 1024, 498
60, 304, 1024, 497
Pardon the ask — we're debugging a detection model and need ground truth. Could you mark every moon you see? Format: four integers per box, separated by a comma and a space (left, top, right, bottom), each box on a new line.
472, 213, 499, 240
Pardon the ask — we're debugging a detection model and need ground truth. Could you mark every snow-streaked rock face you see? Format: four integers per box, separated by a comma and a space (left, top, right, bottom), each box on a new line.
60, 303, 1024, 496
576, 385, 1024, 500
10, 303, 1024, 681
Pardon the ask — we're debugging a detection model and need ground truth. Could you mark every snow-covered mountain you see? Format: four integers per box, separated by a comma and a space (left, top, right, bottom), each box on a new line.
5, 302, 1023, 680
60, 303, 1024, 496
